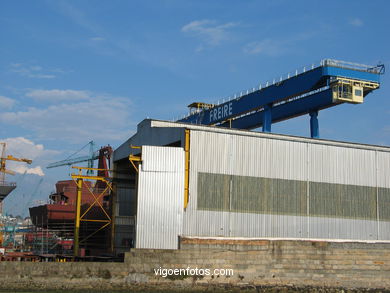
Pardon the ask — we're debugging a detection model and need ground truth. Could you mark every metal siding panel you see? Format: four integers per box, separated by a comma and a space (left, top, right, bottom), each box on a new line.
378, 221, 390, 240
142, 145, 185, 172
190, 130, 308, 181
377, 151, 390, 239
230, 134, 308, 181
309, 217, 378, 240
184, 130, 308, 239
377, 151, 390, 188
136, 146, 184, 249
183, 129, 390, 241
308, 144, 376, 187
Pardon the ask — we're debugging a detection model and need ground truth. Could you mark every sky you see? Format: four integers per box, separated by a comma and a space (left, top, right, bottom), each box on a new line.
1, 0, 390, 216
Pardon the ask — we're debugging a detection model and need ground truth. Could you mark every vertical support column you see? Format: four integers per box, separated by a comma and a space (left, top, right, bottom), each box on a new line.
262, 104, 272, 133
74, 176, 82, 257
110, 175, 116, 254
310, 110, 319, 138
184, 129, 190, 209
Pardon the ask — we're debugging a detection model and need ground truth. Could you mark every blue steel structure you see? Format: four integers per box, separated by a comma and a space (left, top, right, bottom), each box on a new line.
47, 141, 97, 175
178, 59, 384, 138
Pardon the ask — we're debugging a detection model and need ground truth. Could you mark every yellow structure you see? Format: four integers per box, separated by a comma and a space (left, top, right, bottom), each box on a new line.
71, 166, 112, 257
332, 77, 379, 104
184, 129, 190, 209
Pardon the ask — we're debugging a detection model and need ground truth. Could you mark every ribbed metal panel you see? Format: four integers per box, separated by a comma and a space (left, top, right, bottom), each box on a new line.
182, 129, 390, 241
136, 146, 184, 249
308, 144, 376, 187
309, 217, 378, 240
377, 151, 390, 188
377, 151, 390, 239
142, 145, 185, 172
184, 129, 309, 239
190, 131, 307, 180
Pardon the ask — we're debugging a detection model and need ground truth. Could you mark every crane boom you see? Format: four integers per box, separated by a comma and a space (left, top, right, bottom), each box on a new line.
46, 141, 97, 173
0, 143, 32, 182
47, 153, 99, 169
3, 155, 32, 164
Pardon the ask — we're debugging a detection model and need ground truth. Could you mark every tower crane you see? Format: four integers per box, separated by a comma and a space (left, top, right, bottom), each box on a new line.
1, 142, 32, 203
0, 142, 32, 245
0, 142, 32, 180
46, 141, 112, 177
46, 141, 97, 175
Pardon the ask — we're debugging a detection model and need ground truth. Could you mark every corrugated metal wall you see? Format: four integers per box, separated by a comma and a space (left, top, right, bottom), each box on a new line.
136, 146, 184, 249
183, 130, 390, 240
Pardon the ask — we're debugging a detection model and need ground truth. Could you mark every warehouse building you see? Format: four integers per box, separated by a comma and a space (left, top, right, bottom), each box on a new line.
112, 119, 390, 253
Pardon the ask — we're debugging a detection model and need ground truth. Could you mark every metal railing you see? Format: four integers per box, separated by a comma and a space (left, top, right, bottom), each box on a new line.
321, 59, 384, 74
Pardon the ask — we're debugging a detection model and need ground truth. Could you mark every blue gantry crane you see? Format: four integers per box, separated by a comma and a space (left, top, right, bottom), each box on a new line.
178, 59, 384, 138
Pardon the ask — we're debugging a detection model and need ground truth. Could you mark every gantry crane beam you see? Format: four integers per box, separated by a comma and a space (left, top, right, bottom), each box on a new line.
178, 59, 384, 138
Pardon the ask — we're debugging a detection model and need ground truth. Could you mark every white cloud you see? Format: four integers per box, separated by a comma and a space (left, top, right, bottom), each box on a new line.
349, 18, 363, 27
0, 95, 15, 109
0, 137, 59, 177
12, 165, 45, 176
26, 89, 91, 102
10, 63, 66, 79
182, 19, 238, 46
243, 39, 284, 56
0, 90, 134, 144
3, 137, 44, 159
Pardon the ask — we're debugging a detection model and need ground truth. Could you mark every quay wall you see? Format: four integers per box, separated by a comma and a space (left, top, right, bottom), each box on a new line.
0, 239, 389, 291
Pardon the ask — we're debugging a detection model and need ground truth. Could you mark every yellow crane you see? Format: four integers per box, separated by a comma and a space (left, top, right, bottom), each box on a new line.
0, 142, 32, 246
0, 142, 32, 180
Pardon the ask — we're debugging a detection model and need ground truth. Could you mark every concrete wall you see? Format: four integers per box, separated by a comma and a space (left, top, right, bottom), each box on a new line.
0, 239, 389, 291
126, 239, 390, 289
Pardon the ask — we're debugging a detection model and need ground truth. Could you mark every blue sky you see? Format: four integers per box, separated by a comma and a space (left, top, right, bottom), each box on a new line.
1, 0, 390, 215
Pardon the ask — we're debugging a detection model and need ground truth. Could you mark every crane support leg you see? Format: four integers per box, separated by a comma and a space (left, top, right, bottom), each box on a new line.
310, 110, 319, 139
262, 104, 272, 133
74, 177, 82, 257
